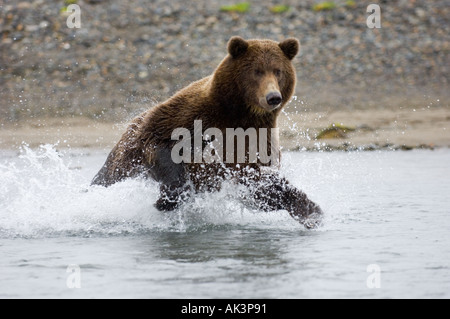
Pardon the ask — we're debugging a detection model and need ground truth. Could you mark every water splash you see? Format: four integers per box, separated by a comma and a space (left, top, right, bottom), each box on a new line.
0, 145, 304, 238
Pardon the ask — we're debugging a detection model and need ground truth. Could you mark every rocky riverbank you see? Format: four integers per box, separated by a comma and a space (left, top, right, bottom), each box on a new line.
1, 0, 449, 123
1, 108, 449, 151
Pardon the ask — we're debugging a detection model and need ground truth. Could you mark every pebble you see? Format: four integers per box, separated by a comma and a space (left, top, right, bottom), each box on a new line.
0, 0, 448, 121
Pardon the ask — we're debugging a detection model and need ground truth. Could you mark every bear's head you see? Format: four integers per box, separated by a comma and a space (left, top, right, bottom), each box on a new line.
212, 36, 300, 115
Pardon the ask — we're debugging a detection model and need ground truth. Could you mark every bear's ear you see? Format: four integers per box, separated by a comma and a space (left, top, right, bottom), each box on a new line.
228, 36, 249, 58
279, 38, 300, 60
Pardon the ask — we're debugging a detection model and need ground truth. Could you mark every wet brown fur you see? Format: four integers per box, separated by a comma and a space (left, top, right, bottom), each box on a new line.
92, 37, 322, 227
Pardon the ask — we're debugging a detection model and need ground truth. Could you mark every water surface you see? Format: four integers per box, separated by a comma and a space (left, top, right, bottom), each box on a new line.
0, 147, 449, 298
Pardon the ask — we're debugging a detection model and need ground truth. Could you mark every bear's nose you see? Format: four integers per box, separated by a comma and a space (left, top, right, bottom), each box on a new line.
266, 92, 282, 106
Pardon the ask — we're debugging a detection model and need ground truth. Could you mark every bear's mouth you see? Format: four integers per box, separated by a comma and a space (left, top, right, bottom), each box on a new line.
258, 97, 282, 112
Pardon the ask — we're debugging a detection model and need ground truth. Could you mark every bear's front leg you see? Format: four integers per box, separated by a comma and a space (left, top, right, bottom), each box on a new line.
155, 182, 190, 211
243, 172, 323, 228
149, 147, 190, 211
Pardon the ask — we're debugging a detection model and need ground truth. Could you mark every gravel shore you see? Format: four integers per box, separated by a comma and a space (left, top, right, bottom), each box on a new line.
1, 0, 449, 123
1, 108, 449, 151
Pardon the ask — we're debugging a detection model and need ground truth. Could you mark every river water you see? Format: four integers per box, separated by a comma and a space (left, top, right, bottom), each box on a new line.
0, 146, 449, 298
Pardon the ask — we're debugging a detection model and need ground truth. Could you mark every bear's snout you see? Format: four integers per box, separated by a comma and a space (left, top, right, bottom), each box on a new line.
266, 92, 282, 106
257, 77, 283, 112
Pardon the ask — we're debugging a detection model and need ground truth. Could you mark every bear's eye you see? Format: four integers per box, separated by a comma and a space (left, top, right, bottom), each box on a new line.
274, 69, 282, 77
254, 70, 264, 77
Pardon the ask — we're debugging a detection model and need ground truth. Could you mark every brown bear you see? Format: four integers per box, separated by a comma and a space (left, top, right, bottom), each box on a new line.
92, 36, 322, 228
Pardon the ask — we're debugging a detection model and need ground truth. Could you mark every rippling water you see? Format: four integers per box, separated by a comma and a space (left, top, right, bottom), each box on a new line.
0, 146, 449, 298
